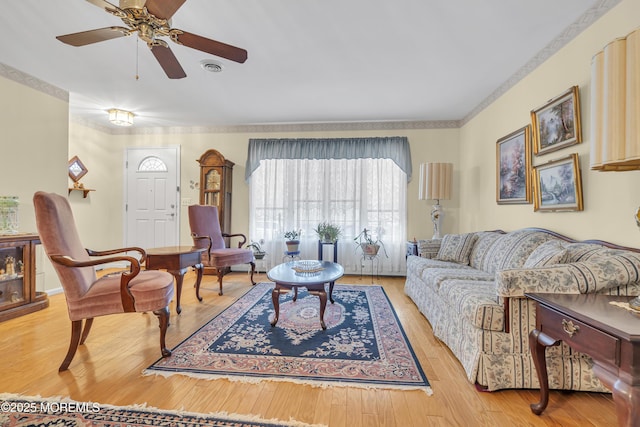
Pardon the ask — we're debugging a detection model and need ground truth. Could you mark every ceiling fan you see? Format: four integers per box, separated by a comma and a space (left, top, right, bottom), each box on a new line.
56, 0, 247, 79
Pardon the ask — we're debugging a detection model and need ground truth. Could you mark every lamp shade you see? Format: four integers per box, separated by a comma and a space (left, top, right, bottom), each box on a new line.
590, 27, 640, 170
418, 162, 452, 201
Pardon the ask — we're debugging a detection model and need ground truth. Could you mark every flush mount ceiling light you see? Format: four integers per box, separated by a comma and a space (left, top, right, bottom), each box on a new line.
200, 59, 224, 73
108, 108, 134, 126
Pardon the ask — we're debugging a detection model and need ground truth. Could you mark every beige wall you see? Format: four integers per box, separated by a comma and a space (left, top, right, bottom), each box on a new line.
0, 78, 69, 227
458, 0, 640, 246
0, 75, 69, 291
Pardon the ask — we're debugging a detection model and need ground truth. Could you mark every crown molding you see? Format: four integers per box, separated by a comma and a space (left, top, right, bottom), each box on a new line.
0, 63, 68, 102
70, 118, 462, 135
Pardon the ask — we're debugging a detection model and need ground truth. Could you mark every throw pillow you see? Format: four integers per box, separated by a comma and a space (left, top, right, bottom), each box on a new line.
418, 239, 442, 259
524, 240, 568, 268
435, 233, 478, 265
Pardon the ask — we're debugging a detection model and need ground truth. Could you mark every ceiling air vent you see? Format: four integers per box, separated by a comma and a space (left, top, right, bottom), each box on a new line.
200, 59, 224, 73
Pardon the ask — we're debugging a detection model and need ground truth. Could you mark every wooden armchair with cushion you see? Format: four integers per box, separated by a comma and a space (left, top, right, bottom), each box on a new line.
33, 191, 175, 371
188, 205, 256, 296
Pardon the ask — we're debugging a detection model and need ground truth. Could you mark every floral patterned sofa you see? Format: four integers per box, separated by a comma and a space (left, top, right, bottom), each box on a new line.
404, 227, 640, 392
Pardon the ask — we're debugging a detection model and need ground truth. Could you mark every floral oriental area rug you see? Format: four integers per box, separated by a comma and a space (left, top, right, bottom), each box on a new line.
145, 283, 430, 393
0, 393, 322, 427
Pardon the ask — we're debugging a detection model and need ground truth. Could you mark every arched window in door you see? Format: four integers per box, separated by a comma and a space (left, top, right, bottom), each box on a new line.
138, 156, 168, 172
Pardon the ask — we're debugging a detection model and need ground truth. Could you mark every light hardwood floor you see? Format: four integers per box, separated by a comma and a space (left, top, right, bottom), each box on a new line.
0, 271, 617, 426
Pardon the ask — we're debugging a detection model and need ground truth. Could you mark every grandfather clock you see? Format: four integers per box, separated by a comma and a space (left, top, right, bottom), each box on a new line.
197, 149, 234, 235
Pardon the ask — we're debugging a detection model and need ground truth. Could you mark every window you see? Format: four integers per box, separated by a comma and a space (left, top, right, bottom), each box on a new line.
248, 144, 409, 275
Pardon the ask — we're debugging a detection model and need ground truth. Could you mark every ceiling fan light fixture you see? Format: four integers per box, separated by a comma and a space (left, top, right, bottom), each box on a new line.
108, 108, 134, 126
200, 59, 224, 73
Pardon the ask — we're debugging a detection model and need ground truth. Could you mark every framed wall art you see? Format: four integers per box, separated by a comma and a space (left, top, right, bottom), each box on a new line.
68, 156, 88, 183
533, 153, 583, 212
531, 85, 582, 156
496, 125, 532, 204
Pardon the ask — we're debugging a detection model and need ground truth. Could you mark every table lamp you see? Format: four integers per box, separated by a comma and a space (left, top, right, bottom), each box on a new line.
418, 162, 452, 239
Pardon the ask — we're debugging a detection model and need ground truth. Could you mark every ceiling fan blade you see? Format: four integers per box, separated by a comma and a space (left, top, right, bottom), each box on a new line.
174, 31, 247, 63
145, 0, 186, 20
56, 27, 130, 46
151, 44, 187, 79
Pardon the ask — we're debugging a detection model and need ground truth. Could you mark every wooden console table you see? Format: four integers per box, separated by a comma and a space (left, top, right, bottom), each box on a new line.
526, 293, 640, 427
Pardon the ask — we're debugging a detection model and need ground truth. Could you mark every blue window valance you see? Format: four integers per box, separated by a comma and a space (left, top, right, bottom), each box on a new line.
245, 136, 412, 182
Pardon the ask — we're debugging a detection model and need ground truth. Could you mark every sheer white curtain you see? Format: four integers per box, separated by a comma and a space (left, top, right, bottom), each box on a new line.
249, 157, 407, 275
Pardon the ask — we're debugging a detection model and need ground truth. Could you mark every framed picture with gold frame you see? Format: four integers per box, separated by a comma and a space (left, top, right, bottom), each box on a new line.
496, 125, 532, 204
531, 86, 582, 156
533, 153, 583, 212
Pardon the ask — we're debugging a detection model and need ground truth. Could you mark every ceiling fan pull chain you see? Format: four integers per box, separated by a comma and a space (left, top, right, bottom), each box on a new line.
135, 37, 139, 80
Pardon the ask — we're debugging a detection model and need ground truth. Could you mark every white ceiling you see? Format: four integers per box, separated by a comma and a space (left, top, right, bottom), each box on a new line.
0, 0, 615, 131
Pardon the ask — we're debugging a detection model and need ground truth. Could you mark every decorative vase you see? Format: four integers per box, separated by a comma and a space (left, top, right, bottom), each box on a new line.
286, 240, 300, 253
0, 196, 19, 235
361, 243, 380, 256
254, 251, 266, 260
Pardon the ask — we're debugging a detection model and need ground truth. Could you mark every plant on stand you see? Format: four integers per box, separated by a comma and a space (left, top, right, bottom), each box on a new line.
314, 221, 341, 243
354, 227, 388, 257
247, 239, 267, 259
284, 229, 302, 253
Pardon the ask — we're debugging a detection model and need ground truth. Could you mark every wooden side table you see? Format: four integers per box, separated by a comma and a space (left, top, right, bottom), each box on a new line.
405, 240, 418, 258
146, 246, 204, 314
526, 292, 640, 427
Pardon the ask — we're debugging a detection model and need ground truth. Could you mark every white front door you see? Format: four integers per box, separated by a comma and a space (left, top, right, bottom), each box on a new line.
125, 147, 180, 249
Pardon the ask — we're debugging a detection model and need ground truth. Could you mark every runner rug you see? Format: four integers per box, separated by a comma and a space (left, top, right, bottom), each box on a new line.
144, 283, 430, 393
0, 393, 322, 427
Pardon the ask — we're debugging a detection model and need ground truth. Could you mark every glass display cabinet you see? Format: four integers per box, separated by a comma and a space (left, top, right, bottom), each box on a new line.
0, 234, 48, 322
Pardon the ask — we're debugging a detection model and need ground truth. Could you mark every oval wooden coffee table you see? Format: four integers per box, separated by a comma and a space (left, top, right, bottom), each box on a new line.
267, 260, 344, 330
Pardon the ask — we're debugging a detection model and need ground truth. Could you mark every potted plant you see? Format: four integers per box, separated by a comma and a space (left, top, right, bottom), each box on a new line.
0, 196, 19, 235
314, 221, 341, 243
354, 227, 388, 257
247, 239, 267, 260
284, 229, 301, 252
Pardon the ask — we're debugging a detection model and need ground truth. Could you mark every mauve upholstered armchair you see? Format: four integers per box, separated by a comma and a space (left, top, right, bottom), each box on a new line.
33, 191, 175, 371
188, 205, 255, 296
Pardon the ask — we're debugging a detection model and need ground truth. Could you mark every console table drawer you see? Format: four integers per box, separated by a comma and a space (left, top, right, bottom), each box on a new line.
539, 307, 620, 366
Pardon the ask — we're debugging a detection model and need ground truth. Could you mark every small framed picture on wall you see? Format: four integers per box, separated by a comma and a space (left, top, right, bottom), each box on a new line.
531, 86, 582, 156
496, 125, 532, 204
533, 153, 583, 212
